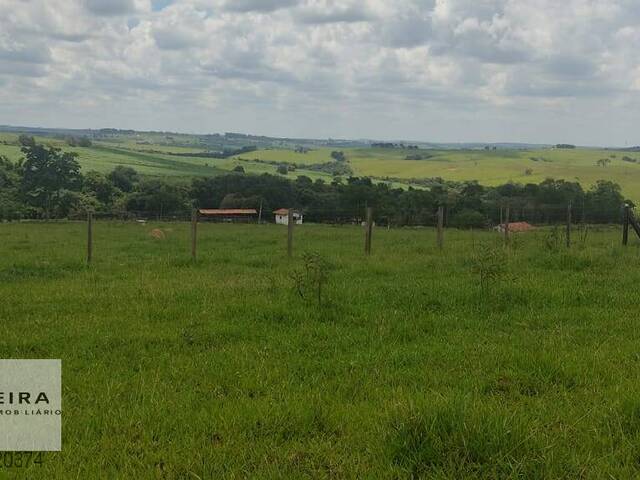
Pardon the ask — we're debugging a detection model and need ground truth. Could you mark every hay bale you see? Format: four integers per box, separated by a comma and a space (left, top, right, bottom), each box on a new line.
149, 228, 166, 240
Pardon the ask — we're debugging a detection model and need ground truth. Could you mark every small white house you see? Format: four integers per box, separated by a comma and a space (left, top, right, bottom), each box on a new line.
274, 208, 303, 225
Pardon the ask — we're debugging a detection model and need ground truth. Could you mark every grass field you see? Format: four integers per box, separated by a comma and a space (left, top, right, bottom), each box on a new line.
241, 147, 640, 200
2, 222, 640, 477
3, 131, 640, 199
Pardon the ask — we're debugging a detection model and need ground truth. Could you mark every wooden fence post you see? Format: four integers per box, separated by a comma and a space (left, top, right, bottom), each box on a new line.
504, 205, 510, 246
287, 209, 294, 257
365, 207, 373, 255
437, 206, 444, 249
258, 200, 263, 225
191, 209, 198, 260
87, 212, 93, 265
623, 204, 630, 246
566, 201, 572, 248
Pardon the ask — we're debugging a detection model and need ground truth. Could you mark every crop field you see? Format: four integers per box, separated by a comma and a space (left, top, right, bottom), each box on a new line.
242, 147, 640, 200
2, 222, 640, 478
3, 132, 640, 199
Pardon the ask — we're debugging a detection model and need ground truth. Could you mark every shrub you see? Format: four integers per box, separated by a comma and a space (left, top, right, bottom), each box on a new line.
291, 252, 331, 307
451, 209, 487, 229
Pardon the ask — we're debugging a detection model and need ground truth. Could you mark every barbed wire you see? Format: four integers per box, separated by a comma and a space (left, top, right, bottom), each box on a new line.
0, 205, 627, 228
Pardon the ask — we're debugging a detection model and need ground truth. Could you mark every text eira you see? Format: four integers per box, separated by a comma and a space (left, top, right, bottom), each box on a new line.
0, 392, 50, 405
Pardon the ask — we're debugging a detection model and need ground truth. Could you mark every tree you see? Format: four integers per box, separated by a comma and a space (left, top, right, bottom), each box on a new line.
18, 135, 35, 147
584, 180, 624, 223
277, 165, 288, 175
0, 156, 23, 219
219, 193, 263, 209
233, 165, 245, 173
20, 141, 82, 218
296, 175, 313, 187
83, 171, 116, 205
125, 180, 189, 216
450, 209, 487, 229
331, 151, 346, 162
107, 166, 139, 193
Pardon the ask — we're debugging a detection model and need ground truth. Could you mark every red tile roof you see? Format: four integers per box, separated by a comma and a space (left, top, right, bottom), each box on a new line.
273, 208, 290, 215
198, 209, 257, 216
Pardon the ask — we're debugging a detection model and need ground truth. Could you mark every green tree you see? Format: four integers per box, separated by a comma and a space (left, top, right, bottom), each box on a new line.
19, 142, 82, 218
450, 209, 487, 229
277, 165, 288, 175
585, 180, 624, 223
125, 179, 189, 216
107, 166, 139, 193
331, 151, 346, 162
83, 171, 117, 205
0, 156, 23, 219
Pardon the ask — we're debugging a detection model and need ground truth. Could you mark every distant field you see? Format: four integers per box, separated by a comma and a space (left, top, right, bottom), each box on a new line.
3, 222, 640, 477
0, 135, 226, 178
240, 147, 640, 199
348, 147, 639, 189
2, 132, 640, 199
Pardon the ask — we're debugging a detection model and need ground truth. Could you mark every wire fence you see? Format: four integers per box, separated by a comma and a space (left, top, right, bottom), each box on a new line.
3, 202, 639, 268
0, 203, 630, 227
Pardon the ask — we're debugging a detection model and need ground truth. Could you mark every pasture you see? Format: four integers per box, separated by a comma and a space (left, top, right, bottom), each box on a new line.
242, 147, 640, 200
2, 221, 640, 478
3, 132, 640, 199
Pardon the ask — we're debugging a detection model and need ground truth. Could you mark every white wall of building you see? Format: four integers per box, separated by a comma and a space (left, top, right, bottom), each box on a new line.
275, 213, 303, 225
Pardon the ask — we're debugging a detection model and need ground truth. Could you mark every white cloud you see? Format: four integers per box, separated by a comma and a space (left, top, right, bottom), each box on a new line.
0, 0, 638, 145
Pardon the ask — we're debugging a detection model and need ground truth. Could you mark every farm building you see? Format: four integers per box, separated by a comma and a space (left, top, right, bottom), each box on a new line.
274, 209, 303, 225
198, 209, 257, 222
495, 221, 535, 233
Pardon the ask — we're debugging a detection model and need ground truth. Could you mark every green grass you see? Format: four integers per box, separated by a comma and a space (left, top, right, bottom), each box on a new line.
3, 132, 640, 198
0, 135, 226, 178
348, 147, 640, 200
2, 222, 640, 477
240, 147, 640, 200
235, 148, 336, 166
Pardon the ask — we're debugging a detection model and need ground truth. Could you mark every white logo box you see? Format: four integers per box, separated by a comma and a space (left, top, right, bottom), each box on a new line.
0, 360, 61, 451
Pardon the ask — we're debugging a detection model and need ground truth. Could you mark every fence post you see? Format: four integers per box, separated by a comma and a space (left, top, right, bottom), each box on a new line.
437, 206, 444, 249
258, 200, 263, 225
504, 205, 510, 246
191, 209, 198, 260
566, 201, 572, 248
623, 203, 630, 246
87, 212, 93, 265
365, 207, 373, 255
287, 209, 294, 257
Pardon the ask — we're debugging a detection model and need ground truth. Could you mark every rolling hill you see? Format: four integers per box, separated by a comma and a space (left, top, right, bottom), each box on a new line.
1, 130, 638, 200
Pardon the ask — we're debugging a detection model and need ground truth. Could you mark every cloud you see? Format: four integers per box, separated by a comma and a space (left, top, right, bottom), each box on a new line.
0, 61, 48, 77
223, 0, 298, 13
151, 4, 206, 50
84, 0, 149, 16
543, 55, 597, 78
0, 0, 639, 145
0, 43, 51, 64
294, 3, 372, 24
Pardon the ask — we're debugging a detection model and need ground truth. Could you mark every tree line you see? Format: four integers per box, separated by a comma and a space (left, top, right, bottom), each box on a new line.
0, 137, 628, 226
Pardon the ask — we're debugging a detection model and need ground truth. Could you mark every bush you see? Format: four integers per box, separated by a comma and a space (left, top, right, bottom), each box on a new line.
330, 151, 346, 162
450, 209, 487, 229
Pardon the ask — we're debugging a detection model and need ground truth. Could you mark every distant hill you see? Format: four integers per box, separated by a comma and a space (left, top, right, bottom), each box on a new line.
2, 125, 639, 200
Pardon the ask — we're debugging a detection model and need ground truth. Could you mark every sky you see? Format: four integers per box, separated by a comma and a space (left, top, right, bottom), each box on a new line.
1, 0, 639, 146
